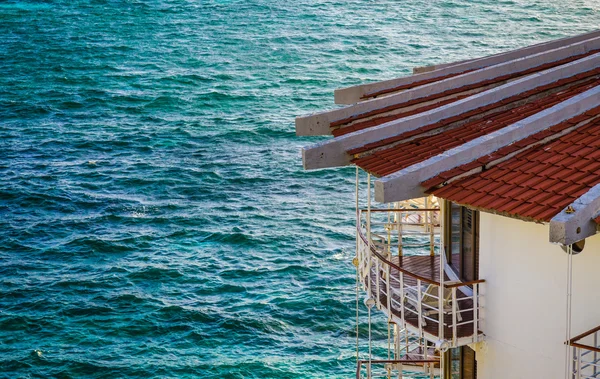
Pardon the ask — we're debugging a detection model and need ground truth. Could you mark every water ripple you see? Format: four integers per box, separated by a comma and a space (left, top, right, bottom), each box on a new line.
1, 0, 598, 377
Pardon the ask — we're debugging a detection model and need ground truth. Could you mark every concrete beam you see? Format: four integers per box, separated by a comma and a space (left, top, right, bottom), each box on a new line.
297, 35, 600, 136
549, 184, 600, 245
413, 58, 474, 74
373, 86, 600, 202
302, 52, 600, 170
334, 29, 600, 104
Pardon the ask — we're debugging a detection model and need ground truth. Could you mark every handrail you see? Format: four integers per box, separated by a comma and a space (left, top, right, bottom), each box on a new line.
570, 325, 600, 344
357, 209, 486, 287
447, 279, 486, 288
358, 230, 440, 286
571, 342, 600, 354
568, 325, 600, 353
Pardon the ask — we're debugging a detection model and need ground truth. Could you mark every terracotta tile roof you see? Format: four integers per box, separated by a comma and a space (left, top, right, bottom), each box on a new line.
351, 75, 600, 177
331, 48, 600, 137
429, 116, 600, 222
347, 69, 600, 156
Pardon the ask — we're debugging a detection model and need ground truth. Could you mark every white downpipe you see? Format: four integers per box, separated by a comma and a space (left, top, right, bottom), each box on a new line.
565, 244, 574, 379
368, 302, 372, 379
473, 283, 479, 343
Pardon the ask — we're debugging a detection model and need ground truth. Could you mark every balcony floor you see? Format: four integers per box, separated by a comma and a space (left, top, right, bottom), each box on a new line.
368, 254, 479, 340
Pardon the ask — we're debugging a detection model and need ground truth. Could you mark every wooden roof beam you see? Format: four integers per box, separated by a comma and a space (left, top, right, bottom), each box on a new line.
334, 29, 600, 105
296, 34, 600, 136
302, 53, 600, 171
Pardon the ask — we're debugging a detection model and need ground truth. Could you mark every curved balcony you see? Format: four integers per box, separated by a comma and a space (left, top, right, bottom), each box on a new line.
356, 207, 485, 348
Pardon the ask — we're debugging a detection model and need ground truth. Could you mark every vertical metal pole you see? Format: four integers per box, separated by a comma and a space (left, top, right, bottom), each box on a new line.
595, 331, 598, 378
428, 196, 434, 256
387, 205, 392, 258
397, 202, 402, 257
386, 264, 391, 312
438, 282, 444, 344
565, 245, 574, 379
572, 345, 577, 379
400, 272, 406, 330
367, 174, 371, 245
473, 283, 479, 342
387, 322, 392, 379
356, 167, 360, 363
439, 200, 445, 343
417, 279, 423, 337
368, 304, 372, 379
452, 287, 458, 346
376, 259, 381, 309
576, 347, 581, 379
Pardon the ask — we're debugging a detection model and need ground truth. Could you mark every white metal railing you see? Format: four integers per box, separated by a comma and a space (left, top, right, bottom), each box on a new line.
356, 323, 440, 379
569, 326, 600, 379
357, 208, 484, 348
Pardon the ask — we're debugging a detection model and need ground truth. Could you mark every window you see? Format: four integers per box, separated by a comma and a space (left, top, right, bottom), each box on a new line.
444, 201, 480, 282
445, 346, 477, 379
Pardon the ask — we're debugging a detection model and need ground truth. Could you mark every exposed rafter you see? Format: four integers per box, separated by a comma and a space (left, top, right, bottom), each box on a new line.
302, 53, 600, 170
334, 29, 600, 105
297, 35, 600, 136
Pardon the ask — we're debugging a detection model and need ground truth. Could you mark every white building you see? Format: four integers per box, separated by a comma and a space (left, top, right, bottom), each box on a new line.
297, 30, 600, 379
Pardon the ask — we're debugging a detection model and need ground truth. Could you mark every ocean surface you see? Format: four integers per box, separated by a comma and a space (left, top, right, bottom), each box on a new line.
1, 1, 598, 378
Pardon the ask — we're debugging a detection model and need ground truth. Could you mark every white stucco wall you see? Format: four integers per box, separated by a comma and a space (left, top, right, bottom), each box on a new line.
476, 212, 600, 379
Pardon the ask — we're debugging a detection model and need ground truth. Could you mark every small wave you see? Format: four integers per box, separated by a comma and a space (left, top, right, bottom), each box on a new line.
128, 267, 184, 280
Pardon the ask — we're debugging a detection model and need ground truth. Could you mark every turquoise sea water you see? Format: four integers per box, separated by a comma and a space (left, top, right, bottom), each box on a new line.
1, 1, 599, 378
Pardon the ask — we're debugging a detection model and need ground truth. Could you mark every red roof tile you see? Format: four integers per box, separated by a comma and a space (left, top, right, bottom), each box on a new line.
352, 77, 600, 177
430, 118, 600, 222
332, 49, 600, 137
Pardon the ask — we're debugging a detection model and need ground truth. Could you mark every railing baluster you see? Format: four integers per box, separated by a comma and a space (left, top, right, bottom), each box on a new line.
438, 282, 444, 342
452, 287, 457, 346
577, 347, 581, 379
594, 331, 598, 378
386, 263, 391, 312
376, 258, 381, 309
400, 272, 405, 330
417, 279, 423, 337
